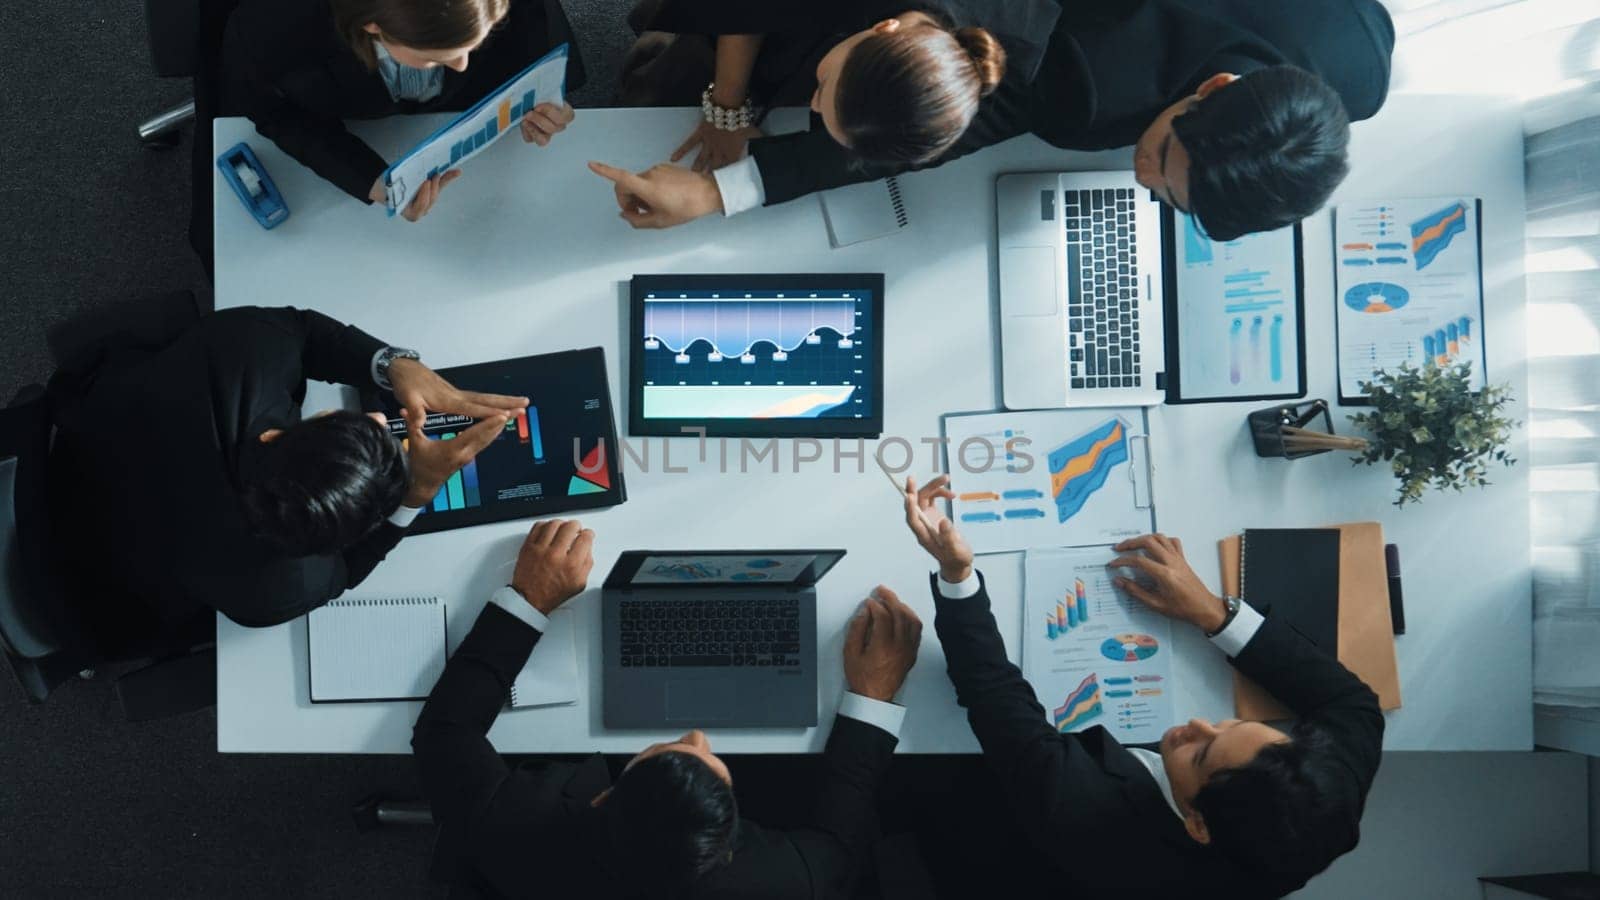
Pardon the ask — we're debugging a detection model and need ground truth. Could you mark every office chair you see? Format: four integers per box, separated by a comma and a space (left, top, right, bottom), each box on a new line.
138, 0, 205, 144
0, 292, 217, 720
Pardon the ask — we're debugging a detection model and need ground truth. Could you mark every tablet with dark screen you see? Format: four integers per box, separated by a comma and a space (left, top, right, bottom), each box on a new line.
382, 348, 625, 534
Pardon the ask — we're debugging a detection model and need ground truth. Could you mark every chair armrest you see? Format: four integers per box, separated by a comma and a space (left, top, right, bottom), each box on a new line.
115, 645, 216, 721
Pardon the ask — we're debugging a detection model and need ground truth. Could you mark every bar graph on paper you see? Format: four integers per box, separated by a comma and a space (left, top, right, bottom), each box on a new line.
381, 44, 569, 214
1333, 198, 1485, 398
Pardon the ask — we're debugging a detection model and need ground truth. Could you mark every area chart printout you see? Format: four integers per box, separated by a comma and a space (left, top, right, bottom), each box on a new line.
381, 44, 568, 215
1333, 197, 1485, 400
1024, 547, 1174, 744
940, 408, 1153, 555
1171, 214, 1301, 399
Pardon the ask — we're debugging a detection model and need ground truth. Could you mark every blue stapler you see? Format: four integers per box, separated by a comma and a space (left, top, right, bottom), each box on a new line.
217, 142, 289, 229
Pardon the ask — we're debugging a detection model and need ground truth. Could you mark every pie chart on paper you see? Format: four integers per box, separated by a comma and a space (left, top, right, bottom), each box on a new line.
1100, 633, 1160, 662
1343, 282, 1410, 314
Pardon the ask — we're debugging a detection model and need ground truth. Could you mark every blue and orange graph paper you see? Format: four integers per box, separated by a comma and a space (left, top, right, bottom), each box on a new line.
1048, 418, 1130, 523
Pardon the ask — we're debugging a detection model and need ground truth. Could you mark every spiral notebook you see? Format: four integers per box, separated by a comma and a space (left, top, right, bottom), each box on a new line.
820, 176, 909, 248
509, 607, 579, 709
307, 597, 447, 703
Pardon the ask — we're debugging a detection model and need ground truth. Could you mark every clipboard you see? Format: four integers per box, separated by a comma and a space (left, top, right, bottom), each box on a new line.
1332, 197, 1487, 405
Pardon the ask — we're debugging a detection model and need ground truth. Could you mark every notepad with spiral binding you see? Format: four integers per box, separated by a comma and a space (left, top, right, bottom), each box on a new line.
509, 608, 578, 709
307, 597, 447, 703
820, 176, 909, 248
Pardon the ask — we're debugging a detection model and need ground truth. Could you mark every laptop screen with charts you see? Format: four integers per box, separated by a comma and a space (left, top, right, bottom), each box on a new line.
996, 172, 1305, 409
628, 274, 885, 439
601, 549, 845, 729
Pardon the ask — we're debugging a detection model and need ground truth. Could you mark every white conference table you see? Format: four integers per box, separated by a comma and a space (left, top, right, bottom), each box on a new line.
213, 95, 1530, 754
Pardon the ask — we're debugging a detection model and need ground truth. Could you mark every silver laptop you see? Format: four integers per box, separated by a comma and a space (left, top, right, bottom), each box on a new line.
602, 549, 844, 729
997, 171, 1168, 409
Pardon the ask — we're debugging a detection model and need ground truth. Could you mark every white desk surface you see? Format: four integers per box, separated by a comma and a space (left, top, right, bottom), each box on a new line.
213, 95, 1531, 754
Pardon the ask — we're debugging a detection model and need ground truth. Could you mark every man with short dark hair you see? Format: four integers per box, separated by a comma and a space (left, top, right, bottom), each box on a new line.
899, 476, 1383, 898
593, 0, 1393, 241
412, 519, 922, 899
49, 305, 522, 629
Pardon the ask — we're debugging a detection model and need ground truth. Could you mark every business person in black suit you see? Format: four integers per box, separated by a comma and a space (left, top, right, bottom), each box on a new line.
48, 306, 524, 630
898, 475, 1383, 898
413, 519, 923, 899
220, 0, 583, 221
591, 0, 1394, 241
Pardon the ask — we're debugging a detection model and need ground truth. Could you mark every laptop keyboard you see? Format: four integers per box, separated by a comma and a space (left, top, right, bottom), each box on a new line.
1063, 187, 1143, 391
619, 597, 802, 668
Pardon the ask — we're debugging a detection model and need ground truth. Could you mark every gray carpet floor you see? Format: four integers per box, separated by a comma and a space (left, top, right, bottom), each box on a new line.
0, 3, 628, 898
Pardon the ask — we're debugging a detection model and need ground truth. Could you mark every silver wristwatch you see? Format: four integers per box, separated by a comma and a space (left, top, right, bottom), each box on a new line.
1206, 595, 1243, 638
373, 346, 421, 391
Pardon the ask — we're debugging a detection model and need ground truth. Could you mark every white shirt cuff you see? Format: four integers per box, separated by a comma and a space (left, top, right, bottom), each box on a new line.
1209, 601, 1266, 658
387, 504, 422, 528
837, 691, 905, 738
711, 156, 766, 216
489, 585, 550, 633
370, 347, 389, 388
935, 570, 982, 600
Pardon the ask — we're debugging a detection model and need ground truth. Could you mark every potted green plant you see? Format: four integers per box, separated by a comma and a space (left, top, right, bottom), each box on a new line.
1348, 362, 1518, 506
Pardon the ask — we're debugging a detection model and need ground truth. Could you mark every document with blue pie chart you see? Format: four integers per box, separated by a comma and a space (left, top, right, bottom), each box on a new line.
1024, 546, 1175, 744
1333, 198, 1486, 403
939, 409, 1155, 555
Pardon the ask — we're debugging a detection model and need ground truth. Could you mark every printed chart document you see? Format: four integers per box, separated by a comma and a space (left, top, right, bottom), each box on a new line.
1170, 213, 1303, 401
1024, 547, 1174, 744
1333, 197, 1486, 402
940, 409, 1154, 555
382, 44, 568, 215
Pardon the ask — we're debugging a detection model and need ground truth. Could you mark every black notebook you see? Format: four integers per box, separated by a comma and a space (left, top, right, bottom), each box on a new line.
1240, 529, 1341, 653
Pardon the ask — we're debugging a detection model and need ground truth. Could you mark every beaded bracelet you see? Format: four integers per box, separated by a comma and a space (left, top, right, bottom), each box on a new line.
701, 83, 758, 132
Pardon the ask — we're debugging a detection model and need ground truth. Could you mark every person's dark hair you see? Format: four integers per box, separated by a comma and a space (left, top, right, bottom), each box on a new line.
833, 19, 1006, 166
1171, 65, 1351, 241
239, 411, 408, 557
330, 0, 510, 70
606, 751, 739, 896
1190, 723, 1360, 887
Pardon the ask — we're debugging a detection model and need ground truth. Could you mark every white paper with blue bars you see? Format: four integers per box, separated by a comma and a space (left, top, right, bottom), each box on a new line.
381, 43, 568, 216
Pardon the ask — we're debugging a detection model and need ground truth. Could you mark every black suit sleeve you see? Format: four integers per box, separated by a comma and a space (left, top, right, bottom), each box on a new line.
787, 714, 899, 897
1228, 615, 1385, 801
413, 603, 543, 839
930, 574, 1131, 842
209, 305, 388, 390
221, 9, 389, 202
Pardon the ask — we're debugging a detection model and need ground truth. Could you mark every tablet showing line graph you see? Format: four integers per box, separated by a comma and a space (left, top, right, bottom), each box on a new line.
629, 274, 885, 438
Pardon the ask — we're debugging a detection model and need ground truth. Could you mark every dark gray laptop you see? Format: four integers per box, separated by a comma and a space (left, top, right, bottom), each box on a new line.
602, 549, 844, 729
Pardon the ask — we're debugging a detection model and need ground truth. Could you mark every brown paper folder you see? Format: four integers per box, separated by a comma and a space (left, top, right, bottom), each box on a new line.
1219, 522, 1401, 719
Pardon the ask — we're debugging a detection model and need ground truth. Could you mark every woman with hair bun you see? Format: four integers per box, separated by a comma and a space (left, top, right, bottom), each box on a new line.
593, 0, 1049, 228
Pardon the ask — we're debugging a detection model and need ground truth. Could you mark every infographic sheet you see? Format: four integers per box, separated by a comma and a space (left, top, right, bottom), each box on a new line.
940, 409, 1153, 555
1171, 214, 1301, 400
1024, 547, 1174, 745
382, 44, 568, 215
1334, 197, 1485, 401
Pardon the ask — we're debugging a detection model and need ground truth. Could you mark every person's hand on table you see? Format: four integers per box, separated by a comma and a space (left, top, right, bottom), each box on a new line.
510, 519, 596, 615
587, 161, 723, 229
901, 474, 974, 584
671, 121, 760, 173
386, 358, 528, 424
522, 102, 575, 147
1107, 534, 1227, 632
843, 586, 923, 702
370, 171, 462, 222
400, 409, 507, 508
